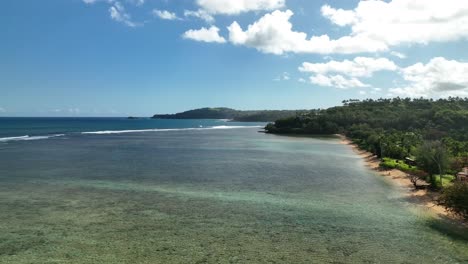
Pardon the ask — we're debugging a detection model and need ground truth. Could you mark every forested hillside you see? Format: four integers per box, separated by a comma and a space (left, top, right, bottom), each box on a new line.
266, 98, 468, 156
153, 107, 305, 122
266, 98, 468, 218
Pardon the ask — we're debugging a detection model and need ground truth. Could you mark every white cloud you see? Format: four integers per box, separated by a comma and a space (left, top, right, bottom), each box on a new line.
196, 0, 285, 15
370, 88, 382, 94
301, 57, 468, 95
389, 57, 468, 97
153, 10, 179, 20
84, 0, 143, 6
310, 74, 370, 89
299, 57, 398, 77
227, 10, 386, 55
82, 0, 114, 4
390, 51, 407, 59
109, 2, 138, 27
128, 0, 144, 6
226, 1, 468, 55
299, 57, 397, 90
184, 9, 214, 23
83, 0, 141, 27
0, 107, 5, 113
321, 5, 357, 27
182, 26, 226, 43
185, 0, 283, 23
322, 0, 468, 50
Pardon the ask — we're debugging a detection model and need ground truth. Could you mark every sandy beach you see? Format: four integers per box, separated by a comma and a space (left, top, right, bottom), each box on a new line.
338, 135, 466, 225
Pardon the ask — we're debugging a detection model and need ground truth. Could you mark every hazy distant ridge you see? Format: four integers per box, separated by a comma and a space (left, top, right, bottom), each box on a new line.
152, 107, 305, 122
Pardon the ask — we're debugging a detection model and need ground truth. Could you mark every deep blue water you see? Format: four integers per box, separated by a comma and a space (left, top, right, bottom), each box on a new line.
0, 117, 265, 141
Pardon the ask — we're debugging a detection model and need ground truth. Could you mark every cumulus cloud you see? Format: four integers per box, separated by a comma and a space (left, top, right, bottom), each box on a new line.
182, 26, 226, 43
300, 56, 468, 95
389, 57, 468, 97
310, 74, 370, 89
128, 0, 144, 6
153, 10, 179, 20
299, 57, 398, 77
184, 9, 214, 23
322, 0, 468, 49
109, 2, 138, 27
299, 57, 397, 90
184, 0, 284, 23
83, 0, 142, 27
196, 0, 285, 15
82, 0, 114, 4
390, 51, 407, 59
85, 0, 144, 6
225, 1, 468, 55
227, 10, 386, 55
321, 5, 357, 27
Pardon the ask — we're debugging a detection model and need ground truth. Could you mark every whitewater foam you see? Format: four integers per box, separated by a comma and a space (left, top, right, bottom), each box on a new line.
0, 126, 262, 142
82, 126, 262, 135
0, 134, 65, 142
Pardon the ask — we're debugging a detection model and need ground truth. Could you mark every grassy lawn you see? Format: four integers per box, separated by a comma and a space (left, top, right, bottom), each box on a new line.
434, 174, 456, 188
380, 158, 457, 188
380, 158, 419, 173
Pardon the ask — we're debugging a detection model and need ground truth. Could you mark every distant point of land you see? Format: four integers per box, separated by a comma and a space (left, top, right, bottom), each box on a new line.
152, 107, 306, 122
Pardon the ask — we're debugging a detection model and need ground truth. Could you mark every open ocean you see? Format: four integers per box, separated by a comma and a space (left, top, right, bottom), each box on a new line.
0, 118, 467, 263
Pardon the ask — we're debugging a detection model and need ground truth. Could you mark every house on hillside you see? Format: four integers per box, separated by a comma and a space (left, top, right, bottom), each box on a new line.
457, 167, 468, 182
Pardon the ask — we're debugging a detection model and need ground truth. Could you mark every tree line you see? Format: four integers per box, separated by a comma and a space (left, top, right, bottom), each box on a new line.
153, 107, 305, 122
265, 97, 468, 219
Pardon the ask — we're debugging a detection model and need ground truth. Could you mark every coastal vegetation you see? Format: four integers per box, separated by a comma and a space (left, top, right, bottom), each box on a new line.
153, 107, 304, 122
439, 182, 468, 219
265, 97, 468, 219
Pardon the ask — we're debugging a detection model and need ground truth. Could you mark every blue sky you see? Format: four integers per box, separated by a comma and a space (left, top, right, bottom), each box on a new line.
1, 0, 468, 117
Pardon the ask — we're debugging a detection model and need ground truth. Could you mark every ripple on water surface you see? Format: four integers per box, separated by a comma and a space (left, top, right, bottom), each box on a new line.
0, 127, 467, 263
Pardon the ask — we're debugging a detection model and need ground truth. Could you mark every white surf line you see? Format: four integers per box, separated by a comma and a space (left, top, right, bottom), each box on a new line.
0, 134, 65, 142
81, 126, 263, 135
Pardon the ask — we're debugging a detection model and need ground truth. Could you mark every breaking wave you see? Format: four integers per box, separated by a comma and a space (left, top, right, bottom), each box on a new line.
0, 134, 65, 142
0, 126, 262, 143
81, 125, 262, 135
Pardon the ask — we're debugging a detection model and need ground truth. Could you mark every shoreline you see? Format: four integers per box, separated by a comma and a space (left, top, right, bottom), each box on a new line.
337, 135, 466, 226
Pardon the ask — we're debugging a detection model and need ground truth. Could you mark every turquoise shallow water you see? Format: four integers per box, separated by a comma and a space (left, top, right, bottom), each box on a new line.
0, 120, 467, 263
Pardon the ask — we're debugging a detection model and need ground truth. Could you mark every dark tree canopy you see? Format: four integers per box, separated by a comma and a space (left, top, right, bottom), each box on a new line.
153, 107, 306, 122
266, 97, 468, 215
265, 97, 468, 159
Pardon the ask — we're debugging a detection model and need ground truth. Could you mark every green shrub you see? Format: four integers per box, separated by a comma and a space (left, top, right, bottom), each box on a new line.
380, 158, 419, 173
380, 158, 398, 169
433, 175, 455, 188
438, 182, 468, 220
